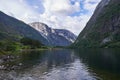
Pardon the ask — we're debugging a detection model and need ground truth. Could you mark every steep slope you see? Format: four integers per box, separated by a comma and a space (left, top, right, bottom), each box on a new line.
29, 22, 77, 46
0, 11, 49, 45
73, 0, 120, 48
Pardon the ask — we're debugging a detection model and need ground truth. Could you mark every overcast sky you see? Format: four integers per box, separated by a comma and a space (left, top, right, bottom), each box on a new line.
0, 0, 101, 35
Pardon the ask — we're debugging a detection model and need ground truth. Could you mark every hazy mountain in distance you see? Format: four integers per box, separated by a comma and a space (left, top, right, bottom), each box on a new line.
29, 22, 77, 46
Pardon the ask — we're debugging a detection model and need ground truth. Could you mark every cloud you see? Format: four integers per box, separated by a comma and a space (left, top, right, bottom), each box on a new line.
0, 0, 101, 35
0, 0, 40, 22
39, 0, 99, 35
84, 0, 101, 12
43, 0, 80, 16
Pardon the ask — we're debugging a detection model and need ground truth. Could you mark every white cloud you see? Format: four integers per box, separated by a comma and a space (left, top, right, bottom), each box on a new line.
84, 0, 101, 12
33, 5, 39, 9
43, 0, 80, 16
0, 0, 40, 22
0, 0, 101, 35
39, 0, 93, 35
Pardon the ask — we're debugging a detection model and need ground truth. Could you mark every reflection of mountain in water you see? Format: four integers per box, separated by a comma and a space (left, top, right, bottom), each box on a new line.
19, 49, 75, 69
17, 49, 95, 80
75, 48, 120, 80
0, 49, 96, 80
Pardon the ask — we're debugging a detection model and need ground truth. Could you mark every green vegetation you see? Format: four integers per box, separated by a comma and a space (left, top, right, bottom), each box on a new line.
100, 41, 120, 48
72, 3, 120, 48
107, 42, 120, 48
20, 37, 44, 49
98, 3, 120, 21
0, 40, 22, 55
0, 37, 48, 55
0, 40, 22, 52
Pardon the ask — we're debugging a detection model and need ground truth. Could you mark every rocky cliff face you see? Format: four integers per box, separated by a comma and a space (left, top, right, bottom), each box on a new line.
0, 11, 49, 45
73, 0, 120, 48
29, 22, 77, 46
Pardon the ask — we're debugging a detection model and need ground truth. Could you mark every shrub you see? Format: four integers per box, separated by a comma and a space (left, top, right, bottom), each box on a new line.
20, 37, 44, 49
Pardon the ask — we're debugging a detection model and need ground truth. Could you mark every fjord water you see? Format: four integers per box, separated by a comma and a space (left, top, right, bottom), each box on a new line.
0, 49, 120, 80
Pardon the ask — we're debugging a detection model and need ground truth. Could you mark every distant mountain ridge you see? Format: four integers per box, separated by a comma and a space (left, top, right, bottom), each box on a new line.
29, 22, 77, 46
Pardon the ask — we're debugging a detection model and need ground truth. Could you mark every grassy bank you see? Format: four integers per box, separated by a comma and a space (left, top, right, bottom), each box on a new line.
0, 37, 49, 55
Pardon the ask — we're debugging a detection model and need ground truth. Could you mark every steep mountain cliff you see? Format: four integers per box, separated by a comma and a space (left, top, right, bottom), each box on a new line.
73, 0, 120, 48
29, 22, 77, 46
0, 11, 49, 45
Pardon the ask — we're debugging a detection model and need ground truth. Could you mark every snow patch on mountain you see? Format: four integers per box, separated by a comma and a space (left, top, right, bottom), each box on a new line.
29, 22, 77, 46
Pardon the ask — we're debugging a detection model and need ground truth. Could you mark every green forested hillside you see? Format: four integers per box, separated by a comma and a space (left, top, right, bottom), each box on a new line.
72, 0, 120, 48
0, 11, 49, 45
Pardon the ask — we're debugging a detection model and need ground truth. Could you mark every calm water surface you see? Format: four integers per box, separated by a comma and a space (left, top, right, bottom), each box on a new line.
0, 48, 120, 80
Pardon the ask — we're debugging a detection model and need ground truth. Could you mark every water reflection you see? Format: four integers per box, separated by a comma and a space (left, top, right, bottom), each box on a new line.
0, 49, 96, 80
19, 50, 76, 69
17, 49, 96, 80
75, 48, 120, 80
0, 49, 120, 80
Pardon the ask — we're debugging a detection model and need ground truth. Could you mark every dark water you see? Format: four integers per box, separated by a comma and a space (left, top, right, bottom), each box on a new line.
0, 48, 120, 80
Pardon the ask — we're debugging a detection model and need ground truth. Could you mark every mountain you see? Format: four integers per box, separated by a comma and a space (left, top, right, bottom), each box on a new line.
72, 0, 120, 48
0, 11, 49, 45
29, 22, 77, 46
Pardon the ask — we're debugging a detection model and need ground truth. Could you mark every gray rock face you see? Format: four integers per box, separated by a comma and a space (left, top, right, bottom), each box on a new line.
73, 0, 120, 48
29, 22, 77, 46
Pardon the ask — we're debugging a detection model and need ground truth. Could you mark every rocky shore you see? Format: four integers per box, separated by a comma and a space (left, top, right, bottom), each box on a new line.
0, 54, 22, 70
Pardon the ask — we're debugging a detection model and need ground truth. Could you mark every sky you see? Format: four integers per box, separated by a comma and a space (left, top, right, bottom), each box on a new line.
0, 0, 101, 35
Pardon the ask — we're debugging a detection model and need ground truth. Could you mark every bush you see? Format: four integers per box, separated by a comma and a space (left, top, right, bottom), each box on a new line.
0, 40, 22, 51
20, 37, 44, 49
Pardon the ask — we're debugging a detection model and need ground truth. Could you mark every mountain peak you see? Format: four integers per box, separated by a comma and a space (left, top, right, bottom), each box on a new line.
29, 22, 77, 46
